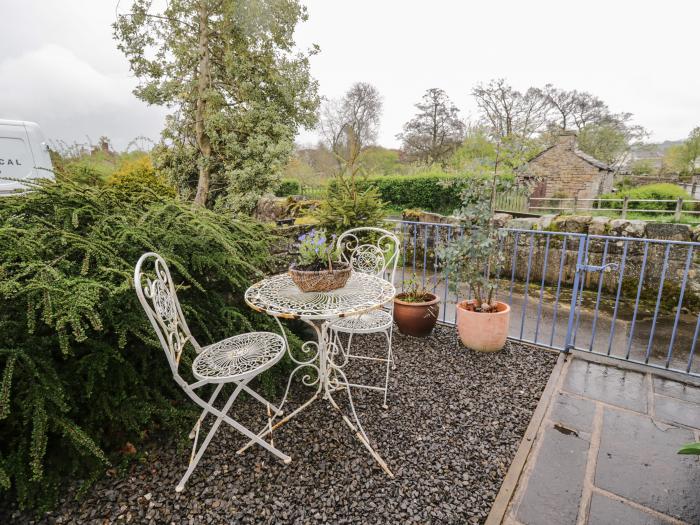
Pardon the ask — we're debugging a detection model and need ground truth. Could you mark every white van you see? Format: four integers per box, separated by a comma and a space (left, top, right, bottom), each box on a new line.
0, 119, 53, 195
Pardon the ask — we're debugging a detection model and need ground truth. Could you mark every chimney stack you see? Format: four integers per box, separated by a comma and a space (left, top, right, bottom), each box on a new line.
556, 130, 577, 149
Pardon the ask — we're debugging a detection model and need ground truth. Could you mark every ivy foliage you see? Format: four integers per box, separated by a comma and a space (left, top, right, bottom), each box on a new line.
0, 178, 290, 511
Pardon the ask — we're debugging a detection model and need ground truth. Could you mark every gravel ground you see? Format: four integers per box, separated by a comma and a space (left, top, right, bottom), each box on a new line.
9, 324, 556, 524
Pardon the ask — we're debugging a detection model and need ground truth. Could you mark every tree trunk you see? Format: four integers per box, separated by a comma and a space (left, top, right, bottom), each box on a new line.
193, 1, 212, 206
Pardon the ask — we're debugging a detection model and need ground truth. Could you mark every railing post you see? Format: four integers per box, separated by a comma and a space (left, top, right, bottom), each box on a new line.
674, 197, 683, 222
563, 236, 587, 354
621, 196, 629, 219
692, 182, 697, 198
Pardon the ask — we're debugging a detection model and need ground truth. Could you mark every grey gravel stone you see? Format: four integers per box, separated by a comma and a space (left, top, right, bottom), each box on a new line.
6, 325, 555, 524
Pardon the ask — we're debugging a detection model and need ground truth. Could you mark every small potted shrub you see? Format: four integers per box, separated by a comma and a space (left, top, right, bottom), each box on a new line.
393, 275, 440, 337
289, 228, 351, 292
439, 176, 511, 352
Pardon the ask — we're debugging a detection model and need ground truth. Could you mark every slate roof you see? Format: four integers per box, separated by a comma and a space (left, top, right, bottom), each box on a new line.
522, 144, 613, 172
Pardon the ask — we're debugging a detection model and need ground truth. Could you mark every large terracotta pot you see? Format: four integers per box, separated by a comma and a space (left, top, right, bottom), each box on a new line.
393, 292, 440, 337
456, 300, 510, 352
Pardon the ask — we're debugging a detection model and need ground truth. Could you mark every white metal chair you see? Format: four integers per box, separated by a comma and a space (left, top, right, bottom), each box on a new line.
329, 227, 400, 408
134, 252, 290, 492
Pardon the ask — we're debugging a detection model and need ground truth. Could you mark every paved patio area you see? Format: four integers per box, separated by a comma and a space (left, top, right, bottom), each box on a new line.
491, 355, 700, 525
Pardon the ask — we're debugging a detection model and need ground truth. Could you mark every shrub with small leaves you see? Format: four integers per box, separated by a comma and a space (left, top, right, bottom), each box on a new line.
0, 178, 295, 512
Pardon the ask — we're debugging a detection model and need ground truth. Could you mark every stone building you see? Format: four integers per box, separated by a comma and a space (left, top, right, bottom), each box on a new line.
518, 131, 614, 200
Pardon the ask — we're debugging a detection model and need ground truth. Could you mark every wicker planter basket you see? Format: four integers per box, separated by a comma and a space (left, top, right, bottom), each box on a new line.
289, 262, 351, 292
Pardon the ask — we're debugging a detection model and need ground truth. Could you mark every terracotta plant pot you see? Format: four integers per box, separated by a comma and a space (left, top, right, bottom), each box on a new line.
456, 300, 510, 352
393, 292, 440, 337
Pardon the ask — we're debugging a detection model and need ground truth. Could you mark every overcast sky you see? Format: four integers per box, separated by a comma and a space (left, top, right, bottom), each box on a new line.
1, 1, 699, 151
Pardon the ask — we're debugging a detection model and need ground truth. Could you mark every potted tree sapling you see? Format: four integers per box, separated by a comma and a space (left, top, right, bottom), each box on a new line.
393, 274, 440, 337
439, 176, 511, 352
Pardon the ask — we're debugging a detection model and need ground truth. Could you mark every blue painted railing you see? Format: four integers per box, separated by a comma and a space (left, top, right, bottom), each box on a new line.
389, 220, 700, 378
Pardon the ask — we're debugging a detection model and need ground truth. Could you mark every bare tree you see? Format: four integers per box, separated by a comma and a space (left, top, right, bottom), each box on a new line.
318, 82, 382, 170
471, 79, 550, 141
543, 84, 578, 130
397, 88, 465, 164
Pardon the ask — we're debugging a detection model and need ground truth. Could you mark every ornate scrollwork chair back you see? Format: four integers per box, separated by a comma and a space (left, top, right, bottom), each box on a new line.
134, 253, 200, 378
133, 251, 290, 492
331, 227, 400, 409
336, 227, 400, 284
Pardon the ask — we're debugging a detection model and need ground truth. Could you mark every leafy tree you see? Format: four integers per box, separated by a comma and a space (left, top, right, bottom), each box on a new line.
318, 82, 382, 171
629, 159, 656, 176
114, 0, 320, 211
577, 121, 646, 169
358, 146, 405, 175
397, 88, 465, 165
665, 127, 700, 176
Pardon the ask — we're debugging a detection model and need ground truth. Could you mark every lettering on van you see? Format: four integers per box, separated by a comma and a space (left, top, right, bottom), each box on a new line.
0, 159, 23, 166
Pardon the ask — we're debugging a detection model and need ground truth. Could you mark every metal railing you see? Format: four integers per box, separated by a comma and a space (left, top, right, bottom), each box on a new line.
389, 219, 700, 378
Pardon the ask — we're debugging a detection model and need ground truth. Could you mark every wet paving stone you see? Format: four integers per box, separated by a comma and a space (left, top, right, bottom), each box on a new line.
549, 392, 596, 434
587, 493, 669, 525
563, 360, 647, 413
514, 426, 590, 525
595, 408, 700, 524
653, 377, 700, 404
654, 394, 700, 429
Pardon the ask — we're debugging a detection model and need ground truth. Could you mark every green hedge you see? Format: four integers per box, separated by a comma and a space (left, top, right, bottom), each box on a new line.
0, 178, 297, 511
328, 172, 465, 213
600, 183, 694, 211
274, 178, 301, 197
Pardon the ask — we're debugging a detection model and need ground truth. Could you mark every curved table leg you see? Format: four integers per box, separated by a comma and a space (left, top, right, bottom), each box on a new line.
324, 321, 394, 478
238, 317, 393, 478
237, 317, 321, 455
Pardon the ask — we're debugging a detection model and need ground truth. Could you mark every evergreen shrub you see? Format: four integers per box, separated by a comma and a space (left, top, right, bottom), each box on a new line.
0, 178, 293, 511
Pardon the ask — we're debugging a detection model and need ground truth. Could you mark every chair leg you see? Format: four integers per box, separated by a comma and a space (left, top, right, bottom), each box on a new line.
177, 382, 245, 492
382, 328, 393, 409
189, 383, 224, 439
388, 325, 396, 370
178, 381, 291, 492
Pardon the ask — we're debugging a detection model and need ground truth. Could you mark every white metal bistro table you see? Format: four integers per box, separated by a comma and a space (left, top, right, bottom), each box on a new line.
240, 271, 396, 476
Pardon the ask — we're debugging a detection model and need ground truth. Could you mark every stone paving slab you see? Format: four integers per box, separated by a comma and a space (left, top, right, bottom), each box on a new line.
595, 408, 700, 523
587, 493, 670, 525
563, 359, 647, 412
514, 426, 590, 525
653, 377, 700, 404
654, 394, 700, 429
496, 356, 700, 525
549, 392, 596, 434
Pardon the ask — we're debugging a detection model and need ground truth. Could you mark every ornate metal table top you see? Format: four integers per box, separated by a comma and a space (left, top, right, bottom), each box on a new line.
245, 272, 396, 320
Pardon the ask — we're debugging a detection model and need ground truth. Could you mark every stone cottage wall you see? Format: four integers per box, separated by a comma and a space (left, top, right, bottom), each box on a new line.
524, 138, 612, 200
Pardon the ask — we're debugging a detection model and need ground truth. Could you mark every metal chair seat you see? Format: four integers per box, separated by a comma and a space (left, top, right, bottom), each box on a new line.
329, 309, 393, 334
193, 332, 285, 382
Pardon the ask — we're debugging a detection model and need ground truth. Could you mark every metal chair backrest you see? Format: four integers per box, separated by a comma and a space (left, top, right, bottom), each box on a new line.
134, 252, 200, 377
336, 227, 400, 284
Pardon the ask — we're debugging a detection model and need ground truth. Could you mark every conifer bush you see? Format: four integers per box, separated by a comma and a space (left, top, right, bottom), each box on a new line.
0, 178, 291, 511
